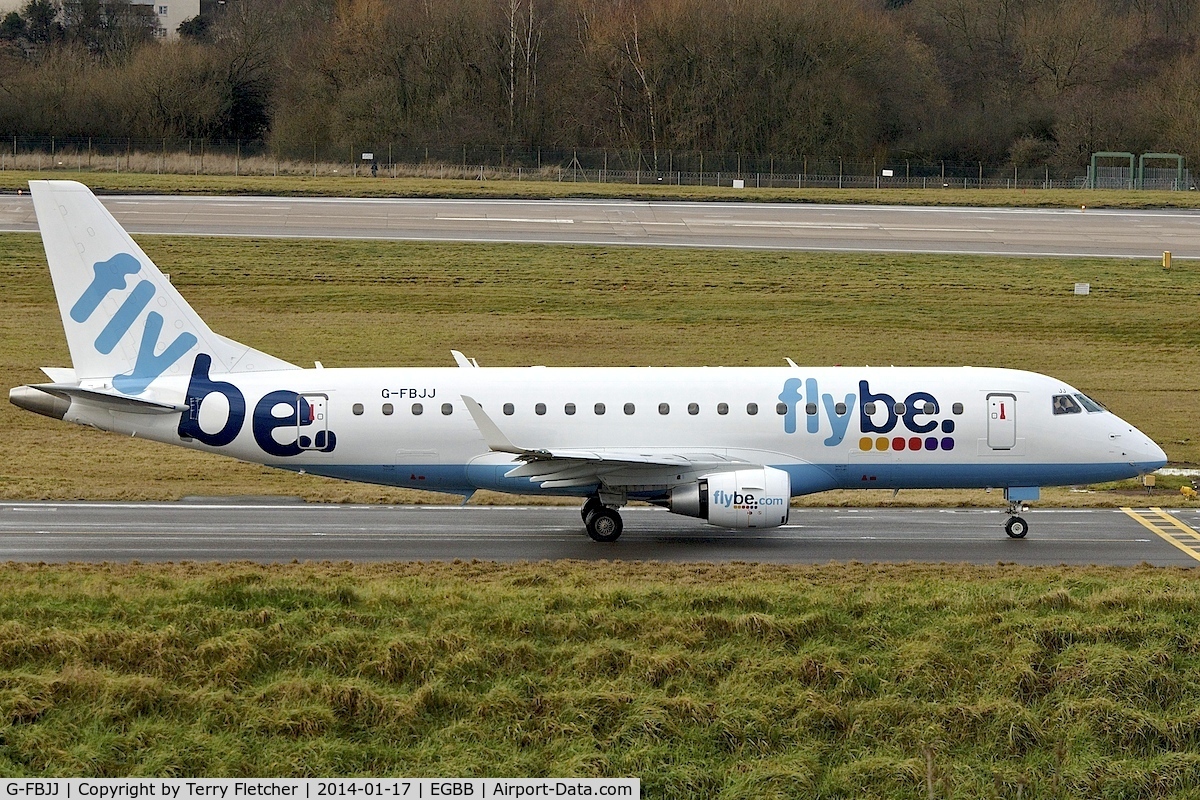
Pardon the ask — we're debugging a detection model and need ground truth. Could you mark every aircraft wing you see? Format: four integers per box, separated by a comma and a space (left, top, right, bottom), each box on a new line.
462, 395, 747, 488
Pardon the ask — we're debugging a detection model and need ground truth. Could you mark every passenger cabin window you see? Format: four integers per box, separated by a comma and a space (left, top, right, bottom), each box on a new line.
776, 403, 787, 416
952, 403, 963, 415
805, 402, 817, 415
353, 403, 364, 416
1074, 393, 1104, 413
864, 402, 876, 415
624, 403, 636, 415
835, 402, 847, 415
1052, 394, 1082, 415
922, 402, 935, 414
659, 403, 670, 415
503, 403, 515, 416
412, 403, 423, 415
595, 403, 606, 415
688, 403, 699, 415
717, 403, 729, 415
894, 402, 906, 415
746, 403, 758, 415
441, 403, 453, 415
535, 403, 546, 416
382, 403, 393, 416
565, 403, 576, 415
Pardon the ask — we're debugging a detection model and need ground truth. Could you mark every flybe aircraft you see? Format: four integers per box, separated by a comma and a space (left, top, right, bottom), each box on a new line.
10, 180, 1167, 542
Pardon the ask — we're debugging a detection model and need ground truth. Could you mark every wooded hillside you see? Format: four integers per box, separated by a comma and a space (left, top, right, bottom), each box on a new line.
1, 0, 1196, 169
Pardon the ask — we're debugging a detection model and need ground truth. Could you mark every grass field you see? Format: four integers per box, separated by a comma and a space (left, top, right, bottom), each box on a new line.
2, 168, 1199, 208
3, 211, 1200, 790
0, 561, 1199, 797
2, 232, 1198, 504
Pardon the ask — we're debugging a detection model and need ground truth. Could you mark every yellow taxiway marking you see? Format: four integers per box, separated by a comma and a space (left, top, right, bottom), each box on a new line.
1120, 507, 1200, 563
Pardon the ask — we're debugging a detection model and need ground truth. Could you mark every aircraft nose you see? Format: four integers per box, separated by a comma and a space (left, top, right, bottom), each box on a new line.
1126, 429, 1167, 471
1111, 421, 1167, 471
1143, 436, 1168, 469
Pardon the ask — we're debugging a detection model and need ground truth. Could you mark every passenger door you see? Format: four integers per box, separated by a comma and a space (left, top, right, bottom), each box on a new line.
987, 393, 1016, 450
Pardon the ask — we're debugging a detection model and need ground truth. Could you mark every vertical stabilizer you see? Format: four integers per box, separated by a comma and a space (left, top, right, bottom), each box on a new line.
29, 180, 296, 392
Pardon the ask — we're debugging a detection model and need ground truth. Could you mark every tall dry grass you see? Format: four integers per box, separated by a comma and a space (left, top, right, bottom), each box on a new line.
0, 148, 585, 182
0, 561, 1198, 794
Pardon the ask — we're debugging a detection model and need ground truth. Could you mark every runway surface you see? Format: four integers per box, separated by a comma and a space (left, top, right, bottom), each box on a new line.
2, 502, 1198, 566
3, 194, 1199, 257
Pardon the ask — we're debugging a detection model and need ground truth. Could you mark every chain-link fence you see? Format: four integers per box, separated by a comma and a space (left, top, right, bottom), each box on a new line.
1, 135, 1180, 190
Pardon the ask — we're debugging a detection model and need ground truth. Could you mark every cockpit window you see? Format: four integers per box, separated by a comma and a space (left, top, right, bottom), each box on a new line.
1074, 393, 1105, 413
1052, 394, 1082, 415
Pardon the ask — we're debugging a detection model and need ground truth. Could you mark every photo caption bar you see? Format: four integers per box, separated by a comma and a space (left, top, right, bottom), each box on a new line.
1, 780, 640, 800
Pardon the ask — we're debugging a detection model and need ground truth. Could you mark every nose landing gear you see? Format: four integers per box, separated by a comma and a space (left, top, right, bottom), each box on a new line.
1002, 488, 1038, 539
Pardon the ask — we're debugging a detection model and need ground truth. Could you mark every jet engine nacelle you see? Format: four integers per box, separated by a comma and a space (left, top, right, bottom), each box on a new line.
667, 466, 791, 528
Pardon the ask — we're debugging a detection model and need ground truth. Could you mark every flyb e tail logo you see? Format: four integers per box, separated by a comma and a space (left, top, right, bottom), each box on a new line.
72, 253, 197, 394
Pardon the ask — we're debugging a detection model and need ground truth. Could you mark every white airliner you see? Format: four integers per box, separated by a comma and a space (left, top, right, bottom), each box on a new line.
10, 181, 1167, 541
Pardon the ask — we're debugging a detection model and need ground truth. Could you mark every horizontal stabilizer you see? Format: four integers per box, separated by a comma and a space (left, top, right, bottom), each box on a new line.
26, 383, 184, 413
41, 367, 77, 383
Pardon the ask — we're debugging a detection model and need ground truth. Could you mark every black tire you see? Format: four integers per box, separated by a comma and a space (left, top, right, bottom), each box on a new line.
581, 496, 603, 522
585, 507, 624, 542
1005, 516, 1029, 539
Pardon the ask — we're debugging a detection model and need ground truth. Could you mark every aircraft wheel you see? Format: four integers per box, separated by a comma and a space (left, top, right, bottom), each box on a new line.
581, 496, 603, 522
1005, 516, 1029, 539
585, 507, 623, 542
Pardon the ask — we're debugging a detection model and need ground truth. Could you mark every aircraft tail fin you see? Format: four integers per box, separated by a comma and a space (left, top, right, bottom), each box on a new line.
29, 180, 296, 394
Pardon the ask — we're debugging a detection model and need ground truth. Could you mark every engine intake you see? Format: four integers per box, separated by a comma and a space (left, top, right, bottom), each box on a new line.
667, 466, 791, 528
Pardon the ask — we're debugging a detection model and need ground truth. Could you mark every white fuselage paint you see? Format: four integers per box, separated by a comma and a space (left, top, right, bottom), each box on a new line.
67, 364, 1164, 500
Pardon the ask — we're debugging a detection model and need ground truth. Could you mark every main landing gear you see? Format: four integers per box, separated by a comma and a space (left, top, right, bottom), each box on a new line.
1005, 500, 1029, 539
582, 497, 624, 542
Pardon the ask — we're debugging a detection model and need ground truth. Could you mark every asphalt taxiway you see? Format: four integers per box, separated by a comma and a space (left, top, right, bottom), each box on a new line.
1, 503, 1197, 566
2, 195, 1199, 258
